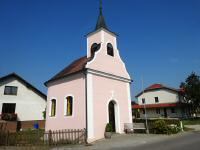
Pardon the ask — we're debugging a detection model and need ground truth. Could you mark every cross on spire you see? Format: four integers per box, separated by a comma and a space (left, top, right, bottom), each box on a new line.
95, 0, 108, 30
99, 0, 102, 14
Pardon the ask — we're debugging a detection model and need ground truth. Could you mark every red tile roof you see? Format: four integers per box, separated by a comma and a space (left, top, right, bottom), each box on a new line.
45, 56, 91, 85
135, 83, 180, 97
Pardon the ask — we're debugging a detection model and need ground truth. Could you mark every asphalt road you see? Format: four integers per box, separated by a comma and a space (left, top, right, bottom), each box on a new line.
114, 131, 200, 150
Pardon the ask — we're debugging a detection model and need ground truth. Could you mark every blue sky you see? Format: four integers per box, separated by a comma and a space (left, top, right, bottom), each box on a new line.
0, 0, 200, 100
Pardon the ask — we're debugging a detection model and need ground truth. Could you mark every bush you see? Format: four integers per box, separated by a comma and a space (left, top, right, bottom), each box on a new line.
152, 119, 181, 134
1, 113, 17, 121
105, 123, 113, 132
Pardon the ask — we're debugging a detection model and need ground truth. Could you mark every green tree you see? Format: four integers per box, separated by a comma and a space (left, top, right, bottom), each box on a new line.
180, 72, 200, 115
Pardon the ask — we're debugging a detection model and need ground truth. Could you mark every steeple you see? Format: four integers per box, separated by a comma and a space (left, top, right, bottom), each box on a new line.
95, 0, 108, 30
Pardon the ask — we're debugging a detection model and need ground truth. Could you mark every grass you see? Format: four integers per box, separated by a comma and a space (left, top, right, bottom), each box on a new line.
8, 129, 45, 146
182, 118, 200, 125
183, 126, 195, 132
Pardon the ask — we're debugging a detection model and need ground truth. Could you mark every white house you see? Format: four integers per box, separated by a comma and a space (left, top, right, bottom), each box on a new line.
0, 73, 46, 122
133, 84, 190, 119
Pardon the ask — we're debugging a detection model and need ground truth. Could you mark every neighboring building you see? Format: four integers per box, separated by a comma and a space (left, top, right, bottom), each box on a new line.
45, 4, 132, 142
133, 84, 190, 119
0, 73, 46, 122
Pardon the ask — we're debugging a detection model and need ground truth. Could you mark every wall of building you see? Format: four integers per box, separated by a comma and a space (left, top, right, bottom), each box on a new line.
137, 89, 179, 105
86, 30, 130, 79
45, 73, 86, 131
0, 77, 46, 121
89, 74, 132, 142
139, 107, 183, 118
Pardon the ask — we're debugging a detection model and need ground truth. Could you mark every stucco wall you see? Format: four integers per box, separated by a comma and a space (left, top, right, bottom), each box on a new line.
137, 89, 179, 105
139, 107, 183, 118
86, 30, 130, 79
45, 73, 86, 131
90, 74, 132, 141
0, 77, 46, 121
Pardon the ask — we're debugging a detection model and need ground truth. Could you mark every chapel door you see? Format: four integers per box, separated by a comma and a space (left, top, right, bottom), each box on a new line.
108, 101, 116, 132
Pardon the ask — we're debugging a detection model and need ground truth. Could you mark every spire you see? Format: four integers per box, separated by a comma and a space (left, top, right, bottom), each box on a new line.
95, 0, 108, 30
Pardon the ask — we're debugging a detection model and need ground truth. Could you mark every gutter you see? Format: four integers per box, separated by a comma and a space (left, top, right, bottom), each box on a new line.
84, 69, 88, 143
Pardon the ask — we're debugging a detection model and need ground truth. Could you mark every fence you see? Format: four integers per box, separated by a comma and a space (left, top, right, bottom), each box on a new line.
44, 129, 86, 146
0, 123, 86, 146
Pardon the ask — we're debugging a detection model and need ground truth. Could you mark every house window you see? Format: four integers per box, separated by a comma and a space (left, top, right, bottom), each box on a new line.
4, 86, 18, 95
142, 98, 145, 104
155, 97, 159, 103
2, 103, 16, 113
171, 108, 176, 113
65, 96, 73, 116
50, 99, 56, 117
107, 43, 114, 56
156, 108, 160, 114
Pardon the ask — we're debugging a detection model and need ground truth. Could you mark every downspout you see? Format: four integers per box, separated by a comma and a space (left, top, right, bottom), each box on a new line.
84, 69, 88, 143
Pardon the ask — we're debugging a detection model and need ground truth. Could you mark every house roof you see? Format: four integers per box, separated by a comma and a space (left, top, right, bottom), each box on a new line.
135, 83, 180, 97
0, 73, 46, 100
45, 56, 91, 86
132, 102, 185, 109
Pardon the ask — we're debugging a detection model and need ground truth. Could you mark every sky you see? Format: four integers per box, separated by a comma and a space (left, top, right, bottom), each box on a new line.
0, 0, 200, 101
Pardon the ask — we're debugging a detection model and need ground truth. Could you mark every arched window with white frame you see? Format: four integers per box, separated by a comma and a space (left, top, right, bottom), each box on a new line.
64, 96, 73, 116
50, 99, 56, 117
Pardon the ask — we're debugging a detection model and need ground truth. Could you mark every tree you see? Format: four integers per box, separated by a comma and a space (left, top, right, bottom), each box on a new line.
180, 72, 200, 115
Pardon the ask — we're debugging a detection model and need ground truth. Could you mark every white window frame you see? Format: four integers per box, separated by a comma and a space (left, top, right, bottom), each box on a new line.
49, 97, 57, 118
64, 95, 74, 118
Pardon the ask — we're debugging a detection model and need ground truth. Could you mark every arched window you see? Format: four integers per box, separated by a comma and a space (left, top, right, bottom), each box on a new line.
107, 43, 114, 57
91, 43, 101, 56
50, 99, 56, 117
65, 96, 73, 116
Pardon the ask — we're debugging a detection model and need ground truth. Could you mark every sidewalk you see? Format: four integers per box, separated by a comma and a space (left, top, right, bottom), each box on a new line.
51, 133, 177, 150
184, 125, 200, 131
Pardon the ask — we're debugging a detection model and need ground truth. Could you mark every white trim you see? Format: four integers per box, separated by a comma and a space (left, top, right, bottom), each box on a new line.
86, 44, 102, 67
127, 83, 132, 123
106, 99, 121, 134
87, 69, 131, 83
49, 97, 57, 118
87, 38, 89, 58
87, 28, 117, 38
87, 73, 94, 139
63, 94, 75, 118
101, 30, 104, 43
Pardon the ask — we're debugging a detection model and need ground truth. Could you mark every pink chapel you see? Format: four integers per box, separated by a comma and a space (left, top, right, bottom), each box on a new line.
44, 2, 132, 142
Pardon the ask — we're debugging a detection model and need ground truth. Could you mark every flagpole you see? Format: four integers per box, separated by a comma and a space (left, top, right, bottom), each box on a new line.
142, 76, 149, 134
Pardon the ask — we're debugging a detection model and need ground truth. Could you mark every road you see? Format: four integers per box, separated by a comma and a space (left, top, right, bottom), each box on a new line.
51, 131, 200, 150
114, 131, 200, 150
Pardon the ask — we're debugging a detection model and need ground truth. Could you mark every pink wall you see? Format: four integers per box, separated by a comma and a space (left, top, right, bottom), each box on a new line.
92, 74, 131, 141
45, 73, 86, 131
86, 30, 130, 79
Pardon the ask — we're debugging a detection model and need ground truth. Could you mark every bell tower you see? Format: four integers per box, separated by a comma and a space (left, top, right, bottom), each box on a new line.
86, 0, 117, 58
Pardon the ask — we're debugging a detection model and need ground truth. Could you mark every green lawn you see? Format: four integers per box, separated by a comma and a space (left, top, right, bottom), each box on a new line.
182, 118, 200, 125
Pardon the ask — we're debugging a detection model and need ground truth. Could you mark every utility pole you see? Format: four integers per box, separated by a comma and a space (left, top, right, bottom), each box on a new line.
141, 76, 149, 134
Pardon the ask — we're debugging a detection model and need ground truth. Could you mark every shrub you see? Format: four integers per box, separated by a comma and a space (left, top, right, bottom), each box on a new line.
152, 119, 181, 134
105, 123, 113, 132
1, 113, 17, 121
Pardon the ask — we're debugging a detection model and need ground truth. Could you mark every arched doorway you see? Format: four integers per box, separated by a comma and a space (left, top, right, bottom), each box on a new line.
108, 101, 116, 132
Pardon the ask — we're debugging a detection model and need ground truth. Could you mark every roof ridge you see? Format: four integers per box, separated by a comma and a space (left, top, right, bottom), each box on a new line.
0, 73, 46, 99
